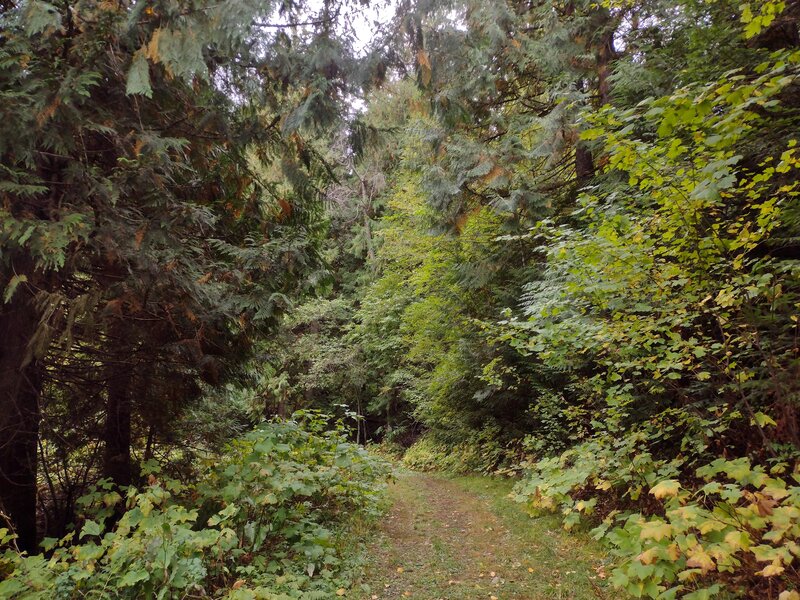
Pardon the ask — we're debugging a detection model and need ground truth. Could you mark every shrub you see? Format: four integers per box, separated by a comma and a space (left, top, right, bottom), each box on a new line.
514, 425, 800, 598
402, 430, 523, 475
0, 414, 390, 599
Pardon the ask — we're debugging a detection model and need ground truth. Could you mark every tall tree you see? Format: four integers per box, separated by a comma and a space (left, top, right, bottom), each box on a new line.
0, 0, 360, 550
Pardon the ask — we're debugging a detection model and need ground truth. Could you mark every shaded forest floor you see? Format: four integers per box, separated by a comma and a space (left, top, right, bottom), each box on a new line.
358, 471, 613, 600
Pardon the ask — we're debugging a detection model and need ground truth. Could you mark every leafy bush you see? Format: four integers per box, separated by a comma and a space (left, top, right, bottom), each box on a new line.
510, 35, 800, 599
0, 415, 390, 599
513, 402, 800, 598
604, 457, 800, 599
516, 440, 800, 599
403, 431, 523, 475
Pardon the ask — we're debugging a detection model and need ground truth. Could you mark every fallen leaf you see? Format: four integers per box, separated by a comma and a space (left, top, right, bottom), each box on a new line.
754, 492, 778, 517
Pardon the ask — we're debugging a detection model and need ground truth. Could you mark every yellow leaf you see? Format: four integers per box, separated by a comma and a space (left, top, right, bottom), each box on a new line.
666, 543, 680, 561
650, 480, 681, 499
758, 560, 785, 577
779, 591, 800, 600
724, 530, 751, 551
637, 548, 659, 565
397, 567, 404, 573
678, 568, 701, 582
336, 589, 346, 596
699, 519, 727, 534
686, 548, 716, 573
763, 486, 790, 500
639, 521, 673, 541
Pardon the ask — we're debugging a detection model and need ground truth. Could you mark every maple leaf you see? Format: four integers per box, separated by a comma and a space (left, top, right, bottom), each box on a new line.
639, 520, 673, 541
650, 480, 681, 499
758, 560, 785, 577
686, 548, 716, 573
636, 548, 659, 565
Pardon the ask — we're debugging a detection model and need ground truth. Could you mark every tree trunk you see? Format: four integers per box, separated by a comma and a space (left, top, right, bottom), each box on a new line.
360, 179, 375, 263
575, 144, 595, 185
575, 7, 616, 187
596, 28, 615, 107
0, 276, 43, 554
103, 356, 132, 487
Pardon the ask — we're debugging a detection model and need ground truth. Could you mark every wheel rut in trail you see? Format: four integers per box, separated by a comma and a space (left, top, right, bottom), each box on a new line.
359, 471, 610, 600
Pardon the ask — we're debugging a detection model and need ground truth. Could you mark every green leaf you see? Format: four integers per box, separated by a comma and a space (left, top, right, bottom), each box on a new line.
23, 1, 61, 35
119, 570, 150, 587
80, 519, 102, 538
126, 50, 153, 98
751, 412, 777, 428
4, 274, 28, 304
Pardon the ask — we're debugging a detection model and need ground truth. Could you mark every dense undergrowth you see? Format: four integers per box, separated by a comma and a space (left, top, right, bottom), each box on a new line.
258, 1, 800, 597
3, 0, 800, 598
0, 414, 390, 599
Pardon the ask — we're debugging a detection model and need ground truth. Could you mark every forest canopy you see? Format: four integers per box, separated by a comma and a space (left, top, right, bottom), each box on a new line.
1, 0, 800, 598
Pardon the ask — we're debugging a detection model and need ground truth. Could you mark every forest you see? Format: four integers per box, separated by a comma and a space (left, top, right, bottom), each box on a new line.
1, 0, 800, 598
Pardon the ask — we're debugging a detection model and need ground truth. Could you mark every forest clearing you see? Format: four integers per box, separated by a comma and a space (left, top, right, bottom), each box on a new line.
2, 0, 800, 597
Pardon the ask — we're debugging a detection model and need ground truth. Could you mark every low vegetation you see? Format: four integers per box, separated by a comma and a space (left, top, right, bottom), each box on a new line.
0, 415, 390, 599
2, 0, 800, 598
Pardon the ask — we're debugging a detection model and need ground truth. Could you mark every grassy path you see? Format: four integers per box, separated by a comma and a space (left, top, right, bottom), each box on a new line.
357, 470, 612, 600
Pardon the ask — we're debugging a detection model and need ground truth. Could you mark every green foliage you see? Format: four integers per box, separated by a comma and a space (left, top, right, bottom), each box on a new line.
402, 431, 522, 475
0, 0, 365, 551
511, 37, 800, 597
604, 458, 800, 599
316, 2, 800, 599
0, 415, 390, 599
0, 211, 89, 277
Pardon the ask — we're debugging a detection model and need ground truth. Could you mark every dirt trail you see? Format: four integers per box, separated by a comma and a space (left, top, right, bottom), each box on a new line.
358, 471, 610, 600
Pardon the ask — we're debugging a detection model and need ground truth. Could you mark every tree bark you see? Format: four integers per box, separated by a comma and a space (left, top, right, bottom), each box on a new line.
575, 144, 595, 185
596, 27, 615, 107
0, 270, 43, 554
360, 179, 375, 263
103, 352, 132, 488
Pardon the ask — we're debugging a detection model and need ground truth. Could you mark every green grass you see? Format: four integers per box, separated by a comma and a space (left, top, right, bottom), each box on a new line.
357, 470, 614, 600
448, 474, 614, 599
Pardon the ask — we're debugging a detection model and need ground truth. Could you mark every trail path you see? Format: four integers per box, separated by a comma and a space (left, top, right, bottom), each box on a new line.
358, 471, 611, 600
